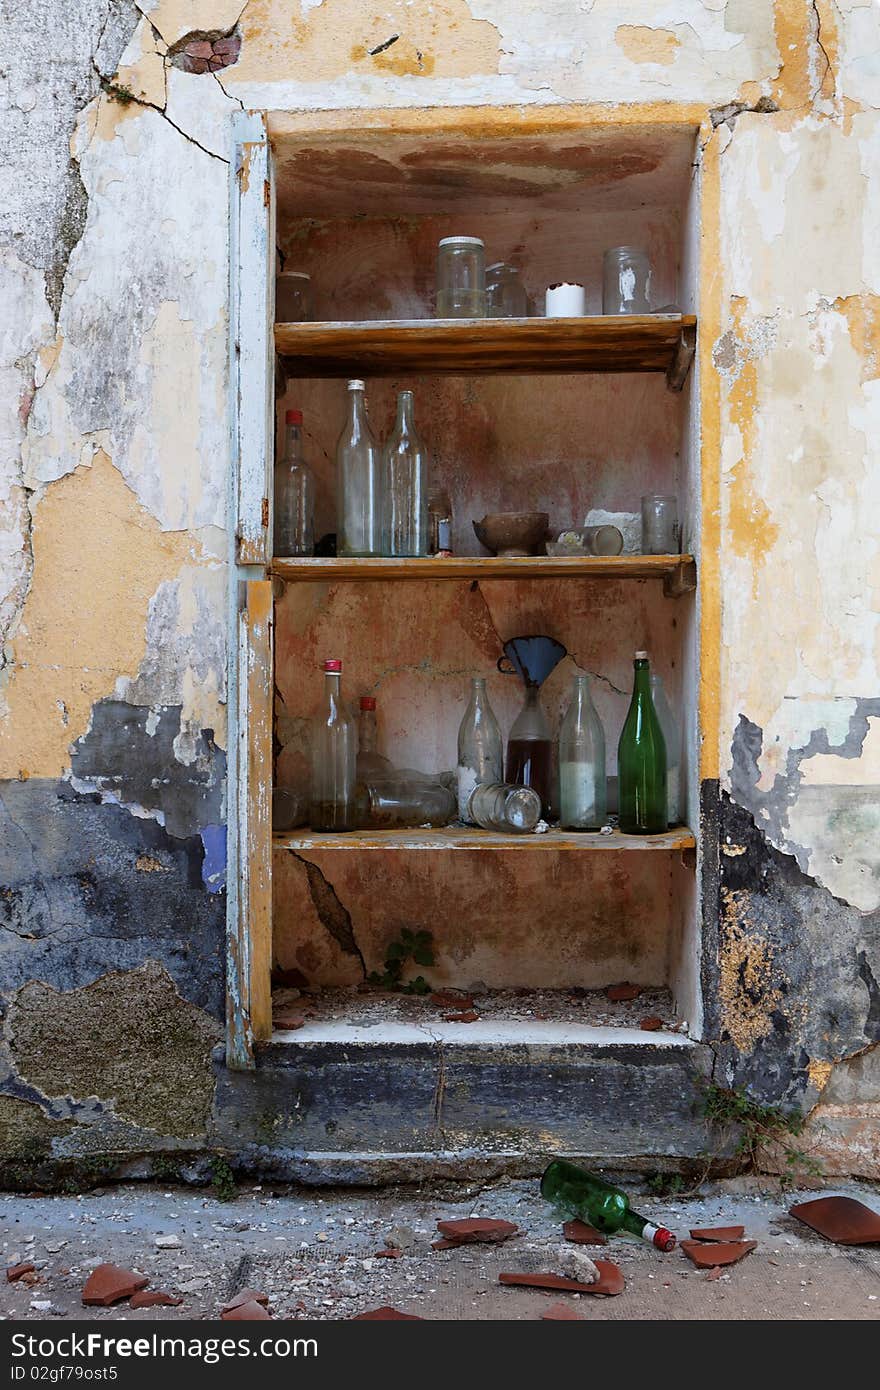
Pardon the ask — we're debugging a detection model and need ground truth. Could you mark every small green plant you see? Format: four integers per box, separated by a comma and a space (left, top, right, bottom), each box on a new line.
368, 928, 434, 994
645, 1170, 689, 1198
102, 79, 138, 106
702, 1083, 822, 1188
210, 1156, 237, 1202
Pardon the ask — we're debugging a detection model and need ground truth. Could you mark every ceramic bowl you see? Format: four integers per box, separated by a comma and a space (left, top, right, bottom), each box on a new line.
472, 512, 549, 558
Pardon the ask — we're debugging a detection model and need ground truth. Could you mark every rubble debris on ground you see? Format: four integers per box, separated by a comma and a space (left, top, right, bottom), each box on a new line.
130, 1290, 182, 1308
220, 1300, 272, 1321
82, 1264, 149, 1307
563, 1220, 607, 1245
681, 1239, 757, 1269
434, 1218, 519, 1246
689, 1226, 746, 1242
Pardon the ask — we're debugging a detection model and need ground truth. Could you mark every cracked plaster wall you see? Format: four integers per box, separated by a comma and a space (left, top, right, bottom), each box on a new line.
1, 0, 879, 1171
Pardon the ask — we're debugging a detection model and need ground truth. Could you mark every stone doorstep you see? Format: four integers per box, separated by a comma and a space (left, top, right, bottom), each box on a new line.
211, 1032, 719, 1169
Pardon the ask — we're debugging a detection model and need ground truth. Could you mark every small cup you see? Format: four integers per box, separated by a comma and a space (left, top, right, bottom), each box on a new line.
641, 494, 680, 554
545, 282, 586, 317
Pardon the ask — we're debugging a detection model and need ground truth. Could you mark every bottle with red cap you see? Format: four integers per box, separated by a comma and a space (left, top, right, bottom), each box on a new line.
275, 408, 314, 557
310, 660, 357, 832
541, 1159, 677, 1251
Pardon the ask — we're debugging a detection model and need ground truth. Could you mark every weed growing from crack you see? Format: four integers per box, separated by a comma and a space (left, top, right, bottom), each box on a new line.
367, 928, 434, 995
702, 1084, 823, 1187
210, 1156, 237, 1202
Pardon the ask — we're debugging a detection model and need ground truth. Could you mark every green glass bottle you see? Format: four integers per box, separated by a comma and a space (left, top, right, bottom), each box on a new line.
617, 650, 667, 834
541, 1159, 676, 1250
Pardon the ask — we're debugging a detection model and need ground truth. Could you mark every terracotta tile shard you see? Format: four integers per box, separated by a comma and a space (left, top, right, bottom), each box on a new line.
129, 1290, 183, 1308
442, 1010, 479, 1023
431, 1239, 459, 1250
221, 1289, 270, 1313
500, 1260, 624, 1297
221, 1301, 272, 1321
789, 1196, 880, 1245
689, 1226, 746, 1242
640, 1016, 664, 1031
431, 990, 474, 1009
542, 1302, 584, 1320
436, 1218, 518, 1244
706, 1266, 724, 1282
82, 1264, 149, 1307
273, 1011, 306, 1029
605, 983, 641, 1001
353, 1307, 423, 1320
374, 1248, 403, 1258
681, 1240, 756, 1269
6, 1262, 36, 1283
563, 1219, 607, 1246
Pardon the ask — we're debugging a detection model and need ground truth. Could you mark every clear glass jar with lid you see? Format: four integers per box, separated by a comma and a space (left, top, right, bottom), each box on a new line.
602, 246, 652, 314
436, 236, 486, 318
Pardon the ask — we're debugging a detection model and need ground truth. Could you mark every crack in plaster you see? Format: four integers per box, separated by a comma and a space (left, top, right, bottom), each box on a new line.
288, 852, 367, 978
98, 76, 228, 163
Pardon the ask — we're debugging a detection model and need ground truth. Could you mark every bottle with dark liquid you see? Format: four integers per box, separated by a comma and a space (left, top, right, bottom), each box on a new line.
505, 684, 553, 817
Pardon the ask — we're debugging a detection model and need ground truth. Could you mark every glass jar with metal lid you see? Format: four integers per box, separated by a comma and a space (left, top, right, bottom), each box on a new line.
436, 236, 486, 318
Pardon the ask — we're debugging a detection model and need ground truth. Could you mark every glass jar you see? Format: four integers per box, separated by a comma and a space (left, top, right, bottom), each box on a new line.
354, 773, 455, 829
436, 237, 485, 319
276, 271, 313, 322
641, 494, 680, 554
467, 783, 541, 833
602, 247, 652, 315
486, 263, 528, 318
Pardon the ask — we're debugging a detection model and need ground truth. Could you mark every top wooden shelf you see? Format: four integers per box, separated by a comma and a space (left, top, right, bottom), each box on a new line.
275, 314, 697, 388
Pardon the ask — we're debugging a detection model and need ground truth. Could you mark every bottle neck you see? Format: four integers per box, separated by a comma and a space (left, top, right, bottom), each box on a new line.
358, 709, 377, 753
396, 391, 415, 436
471, 678, 487, 707
347, 388, 368, 439
633, 659, 651, 696
324, 671, 342, 712
620, 1207, 676, 1251
572, 676, 591, 714
283, 422, 302, 460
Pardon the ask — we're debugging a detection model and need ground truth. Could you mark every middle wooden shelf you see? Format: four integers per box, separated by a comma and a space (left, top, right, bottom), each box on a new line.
271, 553, 697, 592
274, 825, 695, 852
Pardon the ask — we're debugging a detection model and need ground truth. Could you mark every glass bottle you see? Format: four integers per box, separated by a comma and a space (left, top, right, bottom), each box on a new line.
354, 774, 455, 829
310, 659, 357, 832
383, 390, 428, 557
274, 408, 314, 557
336, 379, 381, 557
558, 675, 606, 830
356, 694, 388, 778
467, 782, 541, 833
617, 651, 667, 834
650, 674, 681, 827
456, 678, 503, 822
505, 685, 553, 818
541, 1159, 676, 1251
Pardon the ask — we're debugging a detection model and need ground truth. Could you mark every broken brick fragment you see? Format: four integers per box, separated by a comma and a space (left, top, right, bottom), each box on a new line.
689, 1226, 746, 1243
374, 1248, 403, 1259
500, 1259, 624, 1297
442, 1010, 479, 1023
213, 35, 242, 60
221, 1300, 272, 1321
680, 1239, 756, 1269
6, 1262, 35, 1283
430, 990, 474, 1009
435, 1218, 518, 1244
177, 55, 210, 73
130, 1290, 183, 1308
563, 1219, 607, 1246
541, 1301, 584, 1320
639, 1016, 663, 1031
82, 1264, 149, 1307
273, 1011, 306, 1029
789, 1196, 880, 1245
705, 1266, 725, 1282
605, 983, 641, 1001
352, 1307, 423, 1320
221, 1289, 270, 1313
183, 39, 214, 59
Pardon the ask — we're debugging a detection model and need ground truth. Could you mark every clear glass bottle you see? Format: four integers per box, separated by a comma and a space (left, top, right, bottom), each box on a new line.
274, 409, 314, 557
356, 694, 388, 778
310, 659, 357, 832
436, 236, 486, 318
467, 782, 541, 833
456, 677, 503, 822
354, 773, 455, 829
383, 390, 428, 557
505, 685, 553, 818
559, 675, 606, 830
650, 674, 681, 827
428, 487, 453, 556
336, 379, 381, 557
617, 651, 667, 834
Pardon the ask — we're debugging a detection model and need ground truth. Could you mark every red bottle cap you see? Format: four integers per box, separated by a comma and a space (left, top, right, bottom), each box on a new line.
323, 659, 342, 673
359, 696, 376, 710
285, 408, 303, 425
653, 1227, 676, 1252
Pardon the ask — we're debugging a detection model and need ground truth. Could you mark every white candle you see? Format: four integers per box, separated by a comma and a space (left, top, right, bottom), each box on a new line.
545, 282, 586, 316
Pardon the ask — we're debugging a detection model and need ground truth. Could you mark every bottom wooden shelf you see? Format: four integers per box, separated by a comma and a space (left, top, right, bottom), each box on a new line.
274, 825, 695, 852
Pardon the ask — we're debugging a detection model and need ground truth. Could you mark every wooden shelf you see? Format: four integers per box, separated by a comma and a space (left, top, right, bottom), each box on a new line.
275, 314, 696, 388
274, 825, 695, 853
271, 553, 696, 595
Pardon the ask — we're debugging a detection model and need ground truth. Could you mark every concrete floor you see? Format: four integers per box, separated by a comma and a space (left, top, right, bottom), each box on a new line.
1, 1177, 879, 1321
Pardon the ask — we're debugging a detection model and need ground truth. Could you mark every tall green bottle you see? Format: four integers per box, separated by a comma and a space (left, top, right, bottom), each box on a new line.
541, 1159, 676, 1250
617, 650, 667, 834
